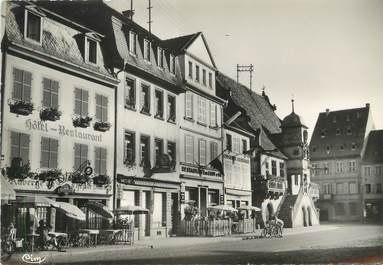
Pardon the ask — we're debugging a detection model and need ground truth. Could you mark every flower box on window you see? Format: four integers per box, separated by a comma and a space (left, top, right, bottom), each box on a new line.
167, 114, 176, 123
73, 116, 92, 128
38, 169, 62, 182
9, 100, 34, 116
154, 111, 164, 119
93, 175, 110, 186
94, 121, 111, 132
6, 157, 31, 180
40, 107, 61, 121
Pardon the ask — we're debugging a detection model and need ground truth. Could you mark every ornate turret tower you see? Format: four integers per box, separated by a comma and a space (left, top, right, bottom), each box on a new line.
279, 99, 311, 195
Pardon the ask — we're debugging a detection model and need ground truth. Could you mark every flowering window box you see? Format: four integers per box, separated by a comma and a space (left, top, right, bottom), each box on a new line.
94, 121, 111, 132
6, 157, 31, 180
40, 107, 62, 121
9, 100, 34, 116
73, 116, 92, 128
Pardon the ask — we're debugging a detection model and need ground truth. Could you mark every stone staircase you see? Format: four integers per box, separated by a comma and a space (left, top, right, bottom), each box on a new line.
277, 194, 298, 228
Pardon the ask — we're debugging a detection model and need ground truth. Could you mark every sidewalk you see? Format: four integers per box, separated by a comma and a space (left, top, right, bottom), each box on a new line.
4, 224, 339, 263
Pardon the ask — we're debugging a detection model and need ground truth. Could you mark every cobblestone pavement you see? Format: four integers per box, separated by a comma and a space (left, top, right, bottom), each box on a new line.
2, 223, 383, 265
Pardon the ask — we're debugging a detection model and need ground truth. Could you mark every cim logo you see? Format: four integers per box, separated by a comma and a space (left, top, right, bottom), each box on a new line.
22, 254, 47, 264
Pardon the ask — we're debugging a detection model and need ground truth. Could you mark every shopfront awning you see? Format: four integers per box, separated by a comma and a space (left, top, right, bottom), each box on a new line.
54, 201, 86, 221
86, 201, 114, 219
1, 175, 16, 202
15, 195, 58, 207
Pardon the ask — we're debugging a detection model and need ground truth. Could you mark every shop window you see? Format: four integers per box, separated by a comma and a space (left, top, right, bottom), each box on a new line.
42, 78, 59, 109
94, 147, 107, 175
86, 38, 97, 64
74, 143, 88, 170
140, 84, 150, 114
198, 139, 207, 165
13, 68, 32, 102
167, 95, 176, 122
40, 137, 58, 169
167, 141, 176, 164
185, 135, 194, 163
349, 202, 358, 215
153, 192, 166, 227
74, 88, 89, 116
185, 92, 193, 119
140, 135, 150, 167
10, 131, 30, 165
154, 90, 164, 119
124, 131, 136, 166
129, 31, 137, 55
335, 203, 345, 215
125, 78, 136, 109
25, 10, 42, 43
226, 134, 232, 152
95, 94, 108, 122
143, 39, 150, 61
155, 138, 164, 165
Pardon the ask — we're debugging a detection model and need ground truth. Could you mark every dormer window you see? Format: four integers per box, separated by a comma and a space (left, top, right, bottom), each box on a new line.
336, 128, 341, 136
86, 38, 97, 64
157, 47, 164, 68
24, 9, 43, 44
144, 39, 151, 61
340, 145, 344, 151
347, 127, 352, 135
169, 54, 175, 74
129, 31, 137, 55
351, 142, 356, 150
321, 129, 326, 138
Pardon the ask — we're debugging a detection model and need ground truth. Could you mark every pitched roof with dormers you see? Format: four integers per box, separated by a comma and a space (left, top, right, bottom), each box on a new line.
309, 105, 371, 160
5, 1, 115, 81
216, 72, 282, 134
362, 130, 383, 164
35, 0, 184, 93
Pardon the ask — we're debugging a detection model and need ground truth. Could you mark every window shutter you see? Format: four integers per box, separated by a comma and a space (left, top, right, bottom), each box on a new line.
83, 90, 89, 116
185, 92, 192, 118
51, 80, 59, 109
103, 96, 108, 121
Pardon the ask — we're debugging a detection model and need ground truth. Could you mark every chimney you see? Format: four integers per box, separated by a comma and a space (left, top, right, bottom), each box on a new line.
326, 108, 330, 115
122, 10, 134, 20
365, 103, 370, 108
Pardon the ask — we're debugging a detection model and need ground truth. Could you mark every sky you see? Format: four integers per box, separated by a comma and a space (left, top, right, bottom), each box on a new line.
107, 0, 383, 135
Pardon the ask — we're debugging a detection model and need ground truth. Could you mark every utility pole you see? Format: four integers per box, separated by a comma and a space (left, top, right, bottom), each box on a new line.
236, 64, 254, 90
147, 0, 153, 34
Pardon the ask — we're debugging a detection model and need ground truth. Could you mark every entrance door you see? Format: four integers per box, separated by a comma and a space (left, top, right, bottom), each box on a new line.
170, 193, 179, 235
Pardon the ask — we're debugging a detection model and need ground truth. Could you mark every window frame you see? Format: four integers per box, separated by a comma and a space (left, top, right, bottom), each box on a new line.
157, 47, 164, 69
185, 92, 193, 120
143, 38, 151, 61
198, 139, 207, 165
10, 131, 30, 165
42, 77, 59, 109
185, 135, 194, 164
85, 37, 98, 65
24, 9, 43, 44
154, 89, 164, 119
129, 31, 137, 55
167, 94, 176, 123
140, 135, 151, 166
94, 146, 107, 176
169, 54, 176, 74
95, 94, 108, 122
40, 136, 59, 169
74, 143, 88, 171
124, 130, 136, 166
125, 77, 136, 110
154, 138, 164, 166
12, 68, 32, 102
74, 88, 89, 117
140, 83, 151, 114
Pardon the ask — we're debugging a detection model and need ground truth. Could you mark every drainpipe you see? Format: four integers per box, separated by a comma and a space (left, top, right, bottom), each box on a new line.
0, 50, 6, 171
113, 60, 127, 212
221, 101, 226, 204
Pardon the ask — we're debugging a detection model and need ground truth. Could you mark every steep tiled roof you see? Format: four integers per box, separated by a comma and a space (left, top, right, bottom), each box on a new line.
216, 72, 282, 134
362, 130, 383, 164
163, 33, 200, 54
5, 2, 113, 78
36, 1, 184, 91
309, 106, 370, 160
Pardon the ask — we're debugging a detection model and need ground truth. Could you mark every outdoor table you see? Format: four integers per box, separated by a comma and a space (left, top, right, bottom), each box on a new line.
79, 229, 99, 247
100, 229, 122, 244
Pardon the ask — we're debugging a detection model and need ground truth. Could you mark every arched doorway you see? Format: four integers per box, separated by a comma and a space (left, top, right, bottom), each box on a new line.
307, 207, 312, 226
302, 207, 307, 227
